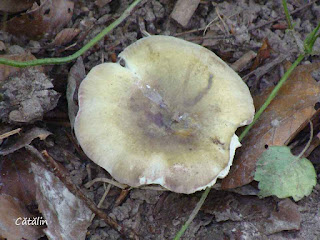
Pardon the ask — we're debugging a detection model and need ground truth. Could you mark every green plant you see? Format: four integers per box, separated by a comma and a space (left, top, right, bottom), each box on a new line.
0, 0, 143, 68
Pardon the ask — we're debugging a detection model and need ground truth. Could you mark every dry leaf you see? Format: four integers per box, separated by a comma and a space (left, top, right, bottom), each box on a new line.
250, 38, 271, 71
264, 199, 301, 234
0, 194, 44, 240
272, 23, 288, 30
67, 57, 85, 129
32, 163, 92, 240
0, 0, 36, 13
0, 127, 51, 156
6, 0, 74, 40
0, 153, 37, 206
222, 62, 320, 189
52, 28, 80, 46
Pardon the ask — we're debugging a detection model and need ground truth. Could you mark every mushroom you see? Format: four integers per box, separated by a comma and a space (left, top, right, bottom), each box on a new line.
74, 35, 254, 194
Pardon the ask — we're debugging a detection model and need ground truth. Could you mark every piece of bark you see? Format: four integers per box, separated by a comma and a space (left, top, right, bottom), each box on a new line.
231, 50, 257, 72
170, 0, 200, 27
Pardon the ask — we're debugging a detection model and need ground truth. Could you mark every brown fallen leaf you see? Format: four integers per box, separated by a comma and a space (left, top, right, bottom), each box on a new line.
0, 194, 44, 240
6, 0, 74, 40
222, 62, 320, 189
264, 199, 301, 234
250, 38, 271, 71
32, 162, 92, 240
67, 57, 86, 129
52, 28, 81, 46
202, 192, 273, 223
0, 152, 37, 206
0, 127, 51, 156
0, 0, 36, 13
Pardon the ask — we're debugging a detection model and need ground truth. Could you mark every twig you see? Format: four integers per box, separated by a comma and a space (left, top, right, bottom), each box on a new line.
90, 183, 111, 222
84, 177, 128, 189
242, 54, 288, 81
0, 128, 21, 140
202, 17, 218, 36
215, 6, 230, 35
115, 189, 130, 207
174, 27, 206, 37
303, 132, 320, 157
41, 150, 139, 240
231, 50, 257, 72
298, 121, 313, 159
0, 0, 143, 68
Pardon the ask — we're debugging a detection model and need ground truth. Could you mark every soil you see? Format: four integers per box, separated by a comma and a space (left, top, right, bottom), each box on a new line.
1, 0, 320, 240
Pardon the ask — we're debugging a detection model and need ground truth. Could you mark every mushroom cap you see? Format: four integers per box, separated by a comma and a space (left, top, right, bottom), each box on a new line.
74, 35, 254, 194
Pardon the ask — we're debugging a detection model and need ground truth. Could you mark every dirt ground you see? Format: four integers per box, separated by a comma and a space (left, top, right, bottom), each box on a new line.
1, 0, 320, 239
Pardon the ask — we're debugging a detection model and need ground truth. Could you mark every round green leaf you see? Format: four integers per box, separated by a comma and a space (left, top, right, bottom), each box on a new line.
254, 146, 316, 201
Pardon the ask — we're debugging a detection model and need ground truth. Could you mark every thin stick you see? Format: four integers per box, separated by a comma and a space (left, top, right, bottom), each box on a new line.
0, 128, 21, 140
84, 177, 127, 189
298, 121, 313, 159
90, 183, 111, 222
0, 0, 143, 68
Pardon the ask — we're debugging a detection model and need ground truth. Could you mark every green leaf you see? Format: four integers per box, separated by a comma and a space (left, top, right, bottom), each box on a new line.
254, 146, 316, 201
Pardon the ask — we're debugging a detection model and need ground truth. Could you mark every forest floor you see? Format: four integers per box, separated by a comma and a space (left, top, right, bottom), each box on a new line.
1, 0, 320, 239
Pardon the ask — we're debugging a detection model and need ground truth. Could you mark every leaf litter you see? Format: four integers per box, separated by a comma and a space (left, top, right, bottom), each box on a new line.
0, 151, 44, 240
0, 194, 44, 240
222, 62, 320, 189
32, 162, 92, 240
0, 0, 320, 239
0, 127, 51, 156
5, 0, 74, 40
0, 67, 60, 123
0, 0, 36, 13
